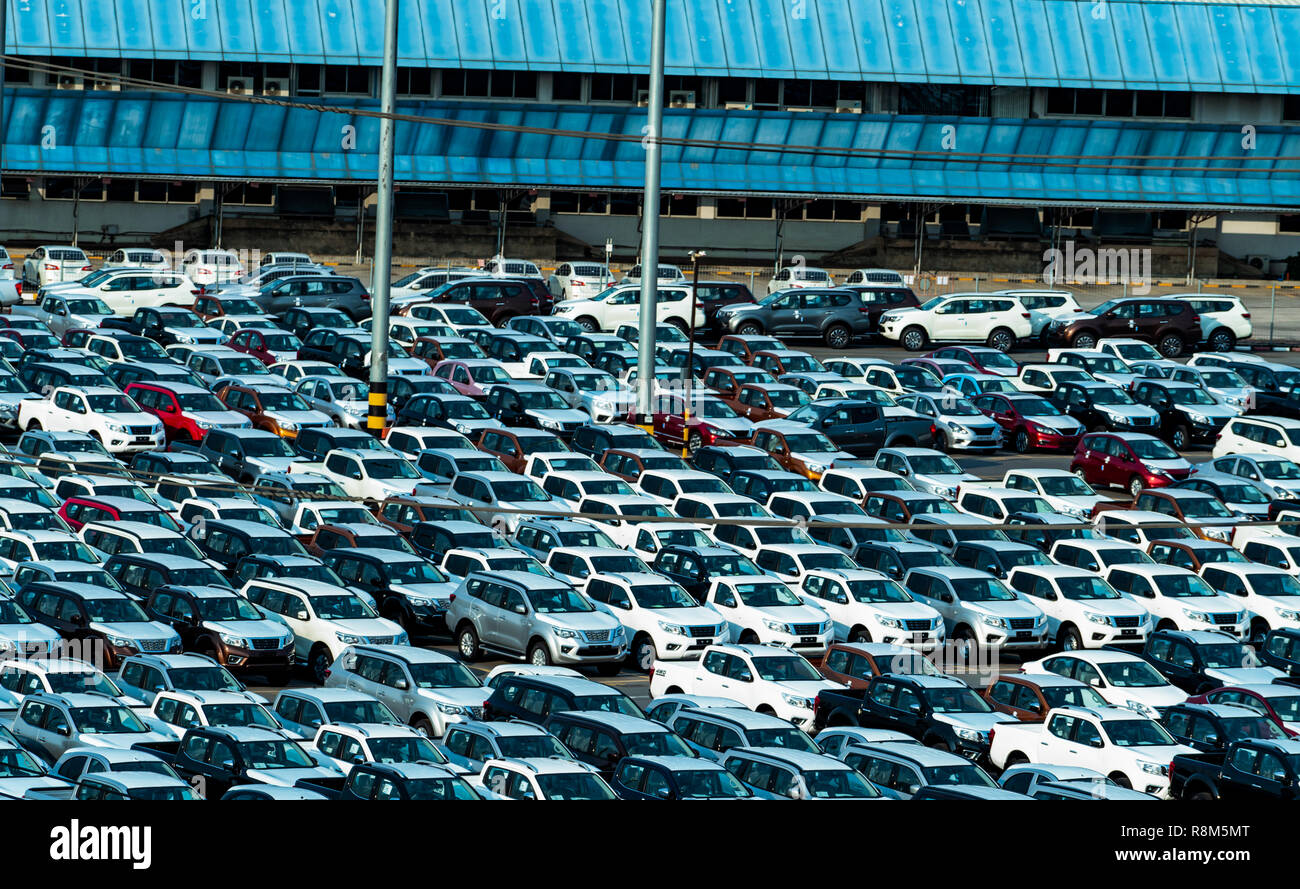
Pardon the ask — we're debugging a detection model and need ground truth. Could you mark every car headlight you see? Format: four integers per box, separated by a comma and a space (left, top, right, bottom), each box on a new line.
1125, 700, 1159, 719
453, 422, 472, 434
1234, 612, 1246, 624
950, 424, 969, 436
1083, 610, 1110, 625
1139, 761, 1168, 776
762, 619, 789, 633
106, 635, 133, 648
954, 728, 987, 743
175, 334, 194, 344
657, 621, 687, 636
280, 420, 299, 432
715, 624, 728, 638
1275, 487, 1297, 499
281, 634, 295, 647
106, 422, 127, 433
1182, 609, 1212, 623
538, 417, 563, 431
394, 632, 409, 646
879, 617, 904, 630
1277, 609, 1300, 622
553, 627, 578, 639
436, 703, 465, 715
218, 632, 249, 648
780, 693, 813, 709
335, 632, 362, 644
979, 615, 1008, 629
405, 595, 434, 607
804, 462, 828, 475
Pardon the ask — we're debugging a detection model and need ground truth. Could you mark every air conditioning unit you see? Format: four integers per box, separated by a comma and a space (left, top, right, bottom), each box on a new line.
1245, 254, 1272, 272
89, 77, 120, 92
835, 100, 863, 114
262, 78, 289, 97
724, 102, 753, 111
55, 74, 83, 91
636, 90, 650, 107
226, 77, 252, 95
669, 90, 696, 109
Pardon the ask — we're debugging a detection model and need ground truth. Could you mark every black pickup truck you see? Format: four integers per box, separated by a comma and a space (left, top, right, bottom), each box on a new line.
1161, 702, 1291, 753
1260, 628, 1300, 687
100, 306, 222, 347
170, 726, 346, 800
1119, 629, 1281, 695
1170, 738, 1300, 800
781, 398, 935, 456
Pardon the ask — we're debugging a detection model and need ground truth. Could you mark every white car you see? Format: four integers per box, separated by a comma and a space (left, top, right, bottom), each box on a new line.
104, 248, 170, 271
553, 283, 703, 333
988, 705, 1192, 797
1105, 564, 1248, 639
1048, 349, 1140, 388
548, 261, 613, 300
0, 245, 14, 281
1214, 416, 1300, 463
482, 256, 542, 279
56, 268, 198, 317
649, 643, 837, 727
1006, 565, 1152, 650
16, 294, 115, 338
995, 289, 1082, 339
879, 293, 1031, 353
904, 567, 1049, 652
445, 470, 556, 533
894, 392, 1003, 452
585, 573, 727, 668
182, 249, 245, 287
1165, 294, 1253, 352
243, 578, 406, 682
310, 448, 423, 501
17, 386, 164, 454
479, 757, 615, 800
1166, 365, 1255, 411
1199, 563, 1300, 642
1022, 650, 1188, 718
1013, 363, 1095, 393
766, 266, 833, 296
22, 245, 92, 288
842, 268, 904, 287
1095, 337, 1164, 364
1205, 453, 1300, 498
873, 447, 977, 500
1002, 468, 1108, 519
310, 722, 467, 775
405, 303, 493, 332
620, 264, 686, 286
702, 577, 832, 656
796, 568, 944, 651
389, 267, 478, 303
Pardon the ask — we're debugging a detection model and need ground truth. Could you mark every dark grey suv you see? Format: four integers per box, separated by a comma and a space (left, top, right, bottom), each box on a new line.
250, 275, 371, 320
713, 288, 872, 348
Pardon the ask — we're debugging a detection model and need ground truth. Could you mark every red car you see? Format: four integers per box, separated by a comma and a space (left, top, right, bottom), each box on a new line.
58, 495, 183, 532
1069, 432, 1193, 497
1187, 686, 1300, 738
0, 328, 61, 351
124, 382, 251, 442
970, 392, 1084, 453
227, 328, 304, 366
429, 359, 513, 399
640, 394, 755, 453
927, 346, 1021, 377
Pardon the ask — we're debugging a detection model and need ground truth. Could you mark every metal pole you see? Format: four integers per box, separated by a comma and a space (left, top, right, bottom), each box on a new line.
0, 0, 7, 183
635, 0, 667, 427
683, 250, 703, 457
1271, 284, 1277, 344
367, 0, 399, 437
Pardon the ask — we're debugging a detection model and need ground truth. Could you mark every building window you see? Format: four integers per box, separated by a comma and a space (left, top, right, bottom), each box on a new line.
1284, 95, 1300, 123
1049, 87, 1189, 119
552, 72, 583, 102
550, 192, 613, 214
105, 180, 137, 202
136, 180, 196, 204
589, 74, 641, 103
1, 178, 30, 200
753, 78, 781, 109
395, 68, 434, 97
3, 63, 31, 85
297, 65, 322, 96
225, 184, 276, 206
716, 197, 773, 219
802, 199, 863, 221
324, 66, 371, 95
45, 179, 104, 201
718, 78, 749, 106
1280, 215, 1300, 234
441, 69, 536, 99
660, 195, 699, 217
898, 84, 989, 117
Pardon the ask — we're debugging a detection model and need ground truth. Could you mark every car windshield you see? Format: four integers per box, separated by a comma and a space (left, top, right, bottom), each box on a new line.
490, 480, 549, 502
908, 455, 963, 475
196, 596, 263, 621
409, 661, 481, 689
923, 764, 997, 787
673, 769, 752, 799
1246, 572, 1300, 597
171, 567, 236, 588
1038, 476, 1094, 496
33, 541, 96, 562
167, 666, 242, 692
1096, 660, 1168, 688
766, 389, 810, 408
443, 399, 492, 420
239, 740, 316, 769
1128, 439, 1179, 460
923, 687, 994, 713
72, 705, 149, 734
1220, 715, 1288, 742
242, 437, 297, 458
899, 551, 956, 570
1178, 498, 1233, 518
262, 335, 301, 351
384, 560, 447, 585
1040, 685, 1111, 710
363, 458, 420, 480
217, 356, 270, 375
1217, 484, 1270, 505
278, 562, 347, 585
1055, 576, 1120, 600
574, 693, 643, 717
734, 582, 802, 606
1167, 387, 1216, 406
0, 600, 34, 624
1085, 388, 1134, 405
494, 734, 571, 759
1012, 398, 1062, 416
467, 365, 511, 385
312, 594, 378, 619
118, 340, 169, 360
621, 730, 694, 758
1103, 719, 1175, 747
175, 392, 229, 412
66, 299, 114, 316
801, 768, 881, 799
950, 578, 1017, 602
0, 745, 47, 778
83, 598, 150, 622
1152, 574, 1218, 598
526, 587, 594, 613
798, 551, 860, 571
585, 555, 649, 576
751, 656, 822, 682
1200, 643, 1262, 669
204, 704, 279, 729
846, 579, 913, 603
651, 528, 714, 549
1002, 496, 1056, 515
533, 772, 617, 800
219, 299, 261, 314
745, 727, 821, 752
254, 391, 310, 412
322, 700, 398, 724
46, 672, 123, 696
782, 434, 839, 454
85, 394, 139, 414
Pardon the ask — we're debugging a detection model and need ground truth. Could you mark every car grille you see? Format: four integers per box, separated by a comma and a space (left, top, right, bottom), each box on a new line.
1212, 614, 1239, 626
1131, 417, 1156, 427
688, 626, 717, 638
251, 638, 281, 650
584, 630, 611, 643
128, 425, 156, 436
138, 639, 167, 652
465, 706, 485, 720
1008, 618, 1036, 631
367, 635, 395, 645
791, 623, 822, 636
1112, 616, 1142, 628
904, 619, 932, 632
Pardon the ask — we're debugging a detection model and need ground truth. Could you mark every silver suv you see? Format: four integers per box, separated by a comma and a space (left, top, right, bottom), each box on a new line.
446, 570, 627, 674
322, 644, 488, 737
12, 691, 175, 764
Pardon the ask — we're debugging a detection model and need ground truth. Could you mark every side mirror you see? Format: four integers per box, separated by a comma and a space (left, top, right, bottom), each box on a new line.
513, 604, 527, 615
1089, 677, 1103, 688
393, 678, 409, 690
654, 785, 672, 799
70, 613, 86, 626
1089, 737, 1105, 749
56, 724, 71, 737
939, 593, 954, 604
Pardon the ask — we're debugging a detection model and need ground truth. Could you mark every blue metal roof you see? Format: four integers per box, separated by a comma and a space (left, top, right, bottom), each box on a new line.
4, 90, 1298, 208
4, 0, 1300, 92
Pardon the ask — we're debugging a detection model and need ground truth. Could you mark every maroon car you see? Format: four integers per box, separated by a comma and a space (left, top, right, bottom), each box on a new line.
971, 392, 1085, 453
1187, 686, 1300, 738
899, 357, 978, 381
927, 346, 1021, 377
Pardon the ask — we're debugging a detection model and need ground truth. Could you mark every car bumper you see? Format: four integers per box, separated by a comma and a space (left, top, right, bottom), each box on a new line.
951, 428, 1002, 450
551, 640, 628, 664
103, 431, 166, 453
874, 628, 945, 652
1082, 625, 1150, 647
980, 627, 1050, 649
1029, 429, 1082, 450
756, 628, 833, 655
655, 632, 726, 659
219, 641, 295, 672
1189, 422, 1227, 443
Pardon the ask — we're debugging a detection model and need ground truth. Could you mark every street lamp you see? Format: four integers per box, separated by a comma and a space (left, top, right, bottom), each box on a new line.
682, 249, 706, 457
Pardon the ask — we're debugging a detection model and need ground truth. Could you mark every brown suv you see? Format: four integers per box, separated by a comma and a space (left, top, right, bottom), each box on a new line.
724, 383, 810, 422
476, 427, 569, 474
1051, 297, 1200, 357
716, 334, 783, 365
700, 365, 777, 400
418, 276, 552, 325
217, 383, 329, 439
598, 447, 690, 482
816, 642, 936, 689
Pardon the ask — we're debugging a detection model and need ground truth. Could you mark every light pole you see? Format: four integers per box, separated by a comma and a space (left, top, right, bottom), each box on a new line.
367, 0, 399, 437
682, 249, 705, 457
634, 0, 667, 432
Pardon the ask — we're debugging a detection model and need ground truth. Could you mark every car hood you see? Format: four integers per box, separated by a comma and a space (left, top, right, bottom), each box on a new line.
1113, 684, 1188, 710
90, 621, 178, 643
871, 602, 941, 622
386, 358, 430, 376
247, 456, 302, 473
0, 622, 61, 646
929, 711, 1005, 734
1144, 458, 1192, 473
699, 417, 755, 436
750, 604, 828, 624
1177, 403, 1238, 422
1069, 598, 1147, 618
171, 327, 225, 342
772, 679, 836, 699
1204, 666, 1285, 685
538, 612, 621, 633
246, 765, 343, 786
78, 729, 176, 749
201, 618, 290, 640
791, 450, 857, 468
450, 418, 506, 434
1096, 403, 1158, 420
963, 600, 1043, 621
1025, 414, 1083, 433
391, 582, 457, 601
263, 409, 333, 427
654, 607, 724, 626
101, 411, 159, 426
1093, 372, 1140, 388
415, 686, 491, 709
332, 617, 405, 638
189, 410, 253, 426
524, 408, 588, 425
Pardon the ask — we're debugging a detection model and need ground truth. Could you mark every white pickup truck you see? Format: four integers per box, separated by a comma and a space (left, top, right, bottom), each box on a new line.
10, 293, 114, 337
988, 705, 1194, 798
648, 642, 837, 728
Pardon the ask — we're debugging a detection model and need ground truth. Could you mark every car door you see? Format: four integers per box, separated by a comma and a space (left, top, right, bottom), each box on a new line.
930, 300, 968, 341
764, 293, 801, 335
496, 587, 531, 654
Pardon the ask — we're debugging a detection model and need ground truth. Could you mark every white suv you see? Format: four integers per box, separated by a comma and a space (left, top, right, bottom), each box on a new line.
1198, 563, 1300, 642
996, 289, 1082, 340
796, 568, 944, 651
766, 266, 833, 296
552, 283, 703, 333
18, 386, 164, 454
1164, 294, 1252, 352
879, 293, 1031, 353
1105, 564, 1248, 639
1006, 565, 1152, 650
548, 262, 613, 300
1214, 417, 1300, 463
22, 245, 92, 287
585, 573, 727, 668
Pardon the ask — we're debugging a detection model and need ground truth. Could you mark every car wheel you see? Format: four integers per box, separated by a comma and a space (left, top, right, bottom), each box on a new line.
986, 327, 1016, 353
1128, 475, 1145, 497
1250, 618, 1270, 646
1109, 772, 1133, 789
1189, 789, 1215, 801
412, 716, 434, 737
309, 645, 332, 684
1171, 424, 1189, 450
849, 628, 872, 643
1060, 626, 1083, 651
933, 430, 949, 453
596, 662, 622, 677
901, 326, 928, 352
667, 318, 689, 335
1208, 328, 1236, 352
824, 323, 852, 350
1071, 331, 1098, 350
457, 624, 481, 661
924, 735, 955, 752
952, 626, 977, 664
1158, 332, 1185, 358
687, 432, 704, 455
631, 636, 657, 671
737, 322, 763, 337
527, 642, 552, 666
26, 420, 40, 431
1013, 428, 1030, 453
576, 316, 600, 333
263, 667, 290, 686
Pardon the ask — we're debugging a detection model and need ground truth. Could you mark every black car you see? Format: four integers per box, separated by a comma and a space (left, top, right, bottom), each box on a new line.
950, 541, 1053, 579
185, 519, 310, 573
15, 581, 182, 668
1223, 360, 1300, 418
843, 286, 920, 334
694, 281, 756, 332
610, 755, 752, 800
321, 547, 454, 637
387, 374, 457, 411
294, 426, 387, 462
781, 398, 935, 456
407, 521, 504, 562
1133, 629, 1263, 695
297, 328, 349, 363
570, 423, 665, 459
131, 449, 219, 477
651, 545, 765, 603
143, 584, 293, 683
171, 726, 344, 799
232, 553, 346, 587
855, 541, 956, 580
827, 674, 999, 759
103, 554, 234, 599
338, 762, 478, 801
394, 393, 497, 431
690, 445, 783, 478
281, 306, 359, 339
1260, 628, 1300, 686
17, 361, 115, 393
1129, 379, 1234, 448
544, 711, 694, 777
1161, 702, 1289, 754
727, 469, 819, 503
106, 360, 206, 391
482, 674, 642, 723
482, 383, 582, 434
1048, 381, 1161, 434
